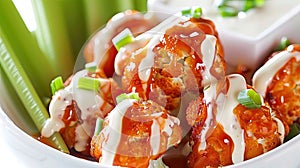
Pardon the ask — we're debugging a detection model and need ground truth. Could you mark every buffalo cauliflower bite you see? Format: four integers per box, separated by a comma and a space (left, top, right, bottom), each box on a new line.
114, 14, 226, 111
90, 99, 182, 168
186, 74, 287, 168
83, 10, 160, 77
41, 69, 122, 155
253, 44, 300, 126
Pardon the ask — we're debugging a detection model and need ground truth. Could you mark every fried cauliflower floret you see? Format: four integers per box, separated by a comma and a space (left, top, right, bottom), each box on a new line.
90, 99, 182, 168
115, 16, 225, 111
253, 44, 300, 125
41, 69, 122, 155
186, 74, 286, 168
83, 10, 160, 77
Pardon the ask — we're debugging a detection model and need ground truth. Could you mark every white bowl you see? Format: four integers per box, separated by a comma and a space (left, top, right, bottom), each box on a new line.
2, 83, 300, 168
148, 0, 300, 74
1, 2, 300, 167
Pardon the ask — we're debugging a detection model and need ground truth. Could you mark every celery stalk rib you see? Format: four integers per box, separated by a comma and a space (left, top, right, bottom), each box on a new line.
56, 0, 88, 60
31, 0, 75, 79
116, 0, 134, 11
133, 0, 147, 12
0, 65, 39, 135
83, 0, 120, 35
0, 0, 57, 99
0, 37, 69, 154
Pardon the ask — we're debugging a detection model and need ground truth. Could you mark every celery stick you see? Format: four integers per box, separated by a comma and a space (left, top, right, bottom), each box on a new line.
0, 37, 69, 154
0, 0, 57, 99
31, 0, 75, 79
83, 0, 120, 35
57, 0, 89, 59
133, 0, 147, 12
0, 65, 39, 136
116, 0, 134, 11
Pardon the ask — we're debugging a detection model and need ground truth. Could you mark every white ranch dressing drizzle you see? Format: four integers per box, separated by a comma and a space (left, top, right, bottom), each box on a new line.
150, 112, 181, 156
198, 83, 216, 150
201, 35, 217, 86
100, 99, 137, 165
138, 13, 187, 82
217, 74, 246, 164
93, 12, 158, 64
199, 74, 246, 164
100, 102, 180, 165
195, 34, 223, 150
252, 51, 300, 96
150, 119, 161, 155
41, 70, 110, 151
41, 89, 73, 137
273, 117, 285, 144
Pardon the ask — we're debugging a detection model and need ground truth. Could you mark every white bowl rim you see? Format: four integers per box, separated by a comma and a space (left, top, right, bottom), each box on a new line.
2, 105, 300, 168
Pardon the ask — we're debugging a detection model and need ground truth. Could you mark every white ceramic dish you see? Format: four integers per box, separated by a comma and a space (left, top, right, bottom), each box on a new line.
2, 90, 300, 168
148, 0, 300, 74
1, 2, 300, 167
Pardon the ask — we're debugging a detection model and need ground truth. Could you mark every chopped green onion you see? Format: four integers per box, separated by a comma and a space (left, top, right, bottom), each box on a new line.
116, 92, 140, 104
255, 0, 265, 7
284, 123, 300, 142
243, 0, 256, 12
192, 7, 203, 19
77, 77, 100, 91
217, 0, 265, 17
275, 37, 291, 51
112, 28, 134, 51
218, 6, 238, 17
181, 8, 192, 16
181, 7, 203, 19
93, 117, 104, 136
237, 89, 262, 109
50, 76, 64, 95
85, 62, 97, 73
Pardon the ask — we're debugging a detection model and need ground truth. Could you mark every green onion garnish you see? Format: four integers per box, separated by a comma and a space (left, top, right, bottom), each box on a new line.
193, 7, 203, 19
237, 89, 262, 109
50, 76, 65, 95
85, 62, 97, 73
254, 0, 265, 7
217, 0, 265, 17
112, 28, 134, 51
218, 6, 238, 17
77, 77, 100, 91
116, 92, 140, 104
93, 117, 104, 136
181, 7, 203, 19
275, 37, 291, 51
284, 123, 300, 142
181, 8, 192, 16
243, 0, 256, 12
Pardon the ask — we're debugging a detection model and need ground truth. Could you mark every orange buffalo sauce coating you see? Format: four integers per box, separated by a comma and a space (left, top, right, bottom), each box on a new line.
90, 100, 182, 168
188, 124, 234, 168
233, 105, 282, 160
119, 17, 225, 111
266, 56, 300, 125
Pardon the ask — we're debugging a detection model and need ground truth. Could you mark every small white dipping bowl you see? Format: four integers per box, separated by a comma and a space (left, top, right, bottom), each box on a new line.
148, 0, 300, 74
